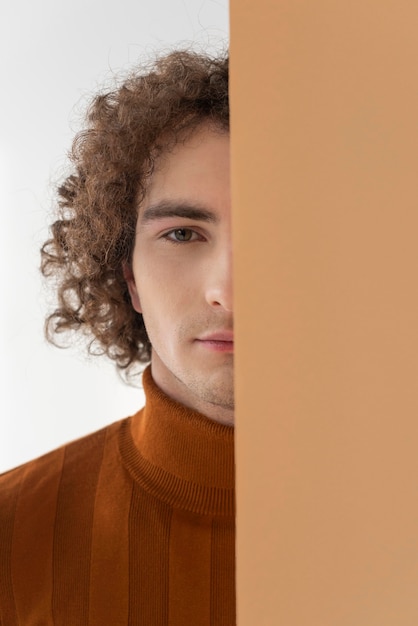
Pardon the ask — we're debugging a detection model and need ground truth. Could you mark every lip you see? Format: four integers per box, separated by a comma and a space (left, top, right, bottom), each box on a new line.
195, 331, 234, 353
197, 331, 234, 342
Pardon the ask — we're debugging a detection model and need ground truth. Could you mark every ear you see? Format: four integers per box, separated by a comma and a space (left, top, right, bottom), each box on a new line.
122, 262, 142, 313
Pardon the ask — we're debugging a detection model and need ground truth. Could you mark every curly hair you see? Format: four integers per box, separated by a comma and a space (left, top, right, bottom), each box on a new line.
41, 48, 229, 376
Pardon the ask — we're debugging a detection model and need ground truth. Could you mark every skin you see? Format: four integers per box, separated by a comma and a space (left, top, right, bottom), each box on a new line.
125, 124, 234, 426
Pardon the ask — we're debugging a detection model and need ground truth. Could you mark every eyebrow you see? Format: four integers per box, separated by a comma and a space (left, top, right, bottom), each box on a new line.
140, 201, 218, 224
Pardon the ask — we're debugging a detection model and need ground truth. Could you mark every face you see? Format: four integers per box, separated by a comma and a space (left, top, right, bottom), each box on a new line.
125, 125, 234, 425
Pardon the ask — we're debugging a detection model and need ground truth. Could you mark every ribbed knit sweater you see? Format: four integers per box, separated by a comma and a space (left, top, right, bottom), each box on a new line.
0, 367, 236, 625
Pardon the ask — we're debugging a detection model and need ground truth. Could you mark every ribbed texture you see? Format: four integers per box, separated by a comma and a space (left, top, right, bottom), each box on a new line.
120, 420, 235, 517
52, 432, 106, 625
0, 366, 236, 625
0, 466, 21, 626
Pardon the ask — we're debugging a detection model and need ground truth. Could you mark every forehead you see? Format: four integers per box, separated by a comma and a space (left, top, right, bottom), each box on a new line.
142, 126, 230, 209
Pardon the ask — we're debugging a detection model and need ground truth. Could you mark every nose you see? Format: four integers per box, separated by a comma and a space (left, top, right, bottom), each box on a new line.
204, 242, 233, 312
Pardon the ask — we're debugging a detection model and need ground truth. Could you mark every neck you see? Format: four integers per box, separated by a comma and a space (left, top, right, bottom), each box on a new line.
123, 365, 235, 516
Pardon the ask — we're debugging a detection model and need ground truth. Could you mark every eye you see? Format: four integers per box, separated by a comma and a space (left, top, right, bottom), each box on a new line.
164, 228, 200, 243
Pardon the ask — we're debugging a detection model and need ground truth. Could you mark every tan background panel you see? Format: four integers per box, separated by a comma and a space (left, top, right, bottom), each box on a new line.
230, 1, 418, 624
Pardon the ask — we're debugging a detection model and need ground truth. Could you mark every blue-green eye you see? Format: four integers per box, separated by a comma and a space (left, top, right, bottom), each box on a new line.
165, 228, 198, 242
174, 229, 192, 241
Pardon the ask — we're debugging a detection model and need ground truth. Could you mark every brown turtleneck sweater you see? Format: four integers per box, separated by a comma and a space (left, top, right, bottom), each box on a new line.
0, 367, 235, 625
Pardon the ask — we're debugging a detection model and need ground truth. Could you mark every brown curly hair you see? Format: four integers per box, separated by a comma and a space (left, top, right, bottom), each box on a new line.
41, 48, 229, 376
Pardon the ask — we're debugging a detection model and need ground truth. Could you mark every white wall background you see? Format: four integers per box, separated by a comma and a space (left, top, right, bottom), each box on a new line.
0, 0, 229, 473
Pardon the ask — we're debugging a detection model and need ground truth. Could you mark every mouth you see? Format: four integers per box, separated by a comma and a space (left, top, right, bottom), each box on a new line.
198, 331, 234, 342
195, 331, 234, 352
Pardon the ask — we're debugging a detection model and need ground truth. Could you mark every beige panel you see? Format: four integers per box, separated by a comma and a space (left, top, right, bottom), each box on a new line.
230, 2, 418, 624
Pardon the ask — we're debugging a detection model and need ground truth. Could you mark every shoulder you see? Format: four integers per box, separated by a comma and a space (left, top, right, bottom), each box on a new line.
0, 417, 136, 623
0, 418, 127, 518
0, 417, 135, 580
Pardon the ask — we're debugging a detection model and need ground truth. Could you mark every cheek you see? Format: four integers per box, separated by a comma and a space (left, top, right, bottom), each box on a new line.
138, 277, 192, 345
135, 275, 173, 336
134, 249, 204, 327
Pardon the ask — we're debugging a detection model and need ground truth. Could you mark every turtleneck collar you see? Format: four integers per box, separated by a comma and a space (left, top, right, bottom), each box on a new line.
119, 366, 235, 516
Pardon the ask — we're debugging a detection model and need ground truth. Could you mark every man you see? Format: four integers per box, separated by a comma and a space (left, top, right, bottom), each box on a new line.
0, 50, 234, 625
